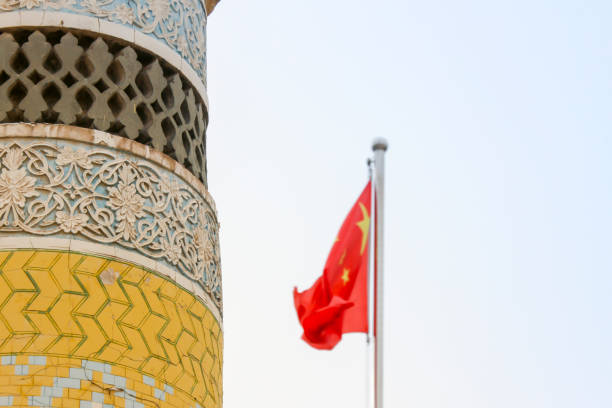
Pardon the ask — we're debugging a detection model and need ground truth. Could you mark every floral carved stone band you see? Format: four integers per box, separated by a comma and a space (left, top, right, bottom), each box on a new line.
0, 135, 222, 311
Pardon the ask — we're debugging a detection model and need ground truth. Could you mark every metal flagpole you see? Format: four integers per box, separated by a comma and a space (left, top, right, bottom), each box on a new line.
372, 138, 388, 408
366, 157, 374, 408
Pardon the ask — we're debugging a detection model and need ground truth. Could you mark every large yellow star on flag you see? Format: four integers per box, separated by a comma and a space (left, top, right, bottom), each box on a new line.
356, 202, 370, 255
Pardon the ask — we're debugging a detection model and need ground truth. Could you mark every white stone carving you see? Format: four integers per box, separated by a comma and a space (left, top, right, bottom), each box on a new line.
0, 139, 221, 307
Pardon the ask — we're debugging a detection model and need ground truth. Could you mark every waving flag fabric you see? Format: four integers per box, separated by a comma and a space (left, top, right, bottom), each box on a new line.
293, 181, 371, 350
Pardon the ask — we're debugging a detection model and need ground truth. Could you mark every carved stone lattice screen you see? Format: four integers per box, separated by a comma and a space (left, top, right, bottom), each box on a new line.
0, 0, 222, 407
0, 30, 208, 184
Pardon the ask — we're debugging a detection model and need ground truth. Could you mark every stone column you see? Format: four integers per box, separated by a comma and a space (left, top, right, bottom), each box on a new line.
0, 1, 222, 407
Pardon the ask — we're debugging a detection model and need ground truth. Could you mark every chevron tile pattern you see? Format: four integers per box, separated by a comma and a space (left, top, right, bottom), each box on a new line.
0, 250, 222, 408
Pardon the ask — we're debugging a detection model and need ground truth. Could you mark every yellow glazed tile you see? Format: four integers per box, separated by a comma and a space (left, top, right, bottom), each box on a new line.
49, 254, 84, 293
72, 315, 106, 357
74, 256, 107, 275
122, 266, 146, 284
0, 250, 222, 407
26, 251, 58, 270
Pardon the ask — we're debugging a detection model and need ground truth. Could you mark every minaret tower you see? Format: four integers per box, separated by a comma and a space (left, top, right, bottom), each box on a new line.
0, 0, 222, 407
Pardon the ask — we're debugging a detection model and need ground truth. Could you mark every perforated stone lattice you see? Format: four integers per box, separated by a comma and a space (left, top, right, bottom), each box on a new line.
0, 30, 208, 184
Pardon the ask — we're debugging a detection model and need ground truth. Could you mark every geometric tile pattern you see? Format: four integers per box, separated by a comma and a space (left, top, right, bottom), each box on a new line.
0, 355, 210, 407
0, 250, 222, 408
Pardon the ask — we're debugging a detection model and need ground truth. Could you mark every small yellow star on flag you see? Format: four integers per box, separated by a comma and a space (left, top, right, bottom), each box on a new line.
341, 268, 350, 285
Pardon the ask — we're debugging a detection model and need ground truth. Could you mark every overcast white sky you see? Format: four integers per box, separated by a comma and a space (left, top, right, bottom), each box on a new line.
205, 1, 612, 407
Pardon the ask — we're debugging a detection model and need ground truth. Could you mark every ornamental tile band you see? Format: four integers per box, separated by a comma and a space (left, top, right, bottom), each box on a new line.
0, 250, 222, 407
0, 0, 209, 80
0, 137, 222, 309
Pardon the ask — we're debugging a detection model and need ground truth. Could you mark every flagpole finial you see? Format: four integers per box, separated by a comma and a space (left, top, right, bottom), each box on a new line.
372, 138, 388, 152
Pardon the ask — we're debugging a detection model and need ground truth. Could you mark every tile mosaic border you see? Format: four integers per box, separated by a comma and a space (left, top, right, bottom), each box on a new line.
0, 237, 221, 324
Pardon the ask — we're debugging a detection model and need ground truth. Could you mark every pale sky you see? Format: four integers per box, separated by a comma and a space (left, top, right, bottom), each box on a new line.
206, 1, 612, 407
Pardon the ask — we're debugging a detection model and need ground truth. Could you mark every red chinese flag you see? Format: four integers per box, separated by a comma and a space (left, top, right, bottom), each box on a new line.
293, 181, 371, 350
